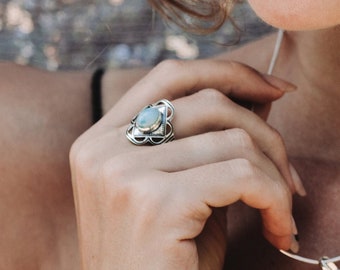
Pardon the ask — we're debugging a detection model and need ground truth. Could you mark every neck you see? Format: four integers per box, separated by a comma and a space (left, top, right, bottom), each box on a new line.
269, 26, 340, 162
283, 26, 340, 95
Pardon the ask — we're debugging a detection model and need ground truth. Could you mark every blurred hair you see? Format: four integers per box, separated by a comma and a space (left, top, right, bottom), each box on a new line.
148, 0, 238, 34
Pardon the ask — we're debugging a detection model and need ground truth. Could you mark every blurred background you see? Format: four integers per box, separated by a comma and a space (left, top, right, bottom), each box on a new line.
0, 0, 274, 70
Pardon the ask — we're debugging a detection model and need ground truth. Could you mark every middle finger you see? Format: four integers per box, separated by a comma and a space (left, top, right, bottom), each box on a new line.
167, 90, 293, 189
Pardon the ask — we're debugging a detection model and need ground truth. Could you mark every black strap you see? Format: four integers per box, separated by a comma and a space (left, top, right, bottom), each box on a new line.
91, 68, 105, 123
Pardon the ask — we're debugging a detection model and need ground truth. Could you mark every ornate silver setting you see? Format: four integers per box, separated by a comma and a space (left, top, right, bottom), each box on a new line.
126, 99, 175, 145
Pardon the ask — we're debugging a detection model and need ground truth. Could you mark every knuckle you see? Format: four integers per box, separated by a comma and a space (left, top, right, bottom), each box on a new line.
205, 131, 223, 144
229, 128, 258, 153
100, 155, 132, 183
69, 140, 98, 181
69, 138, 83, 164
133, 180, 160, 206
154, 59, 186, 73
99, 157, 142, 203
226, 60, 243, 70
268, 126, 285, 147
233, 158, 258, 179
100, 156, 163, 205
122, 177, 166, 224
275, 180, 292, 203
227, 60, 257, 76
196, 88, 226, 104
232, 159, 292, 217
266, 127, 289, 161
194, 89, 230, 118
233, 158, 274, 192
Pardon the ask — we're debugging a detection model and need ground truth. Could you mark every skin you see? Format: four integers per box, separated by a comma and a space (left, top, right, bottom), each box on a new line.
0, 61, 298, 269
1, 1, 339, 269
0, 65, 153, 268
219, 27, 340, 269
0, 65, 148, 269
247, 0, 340, 30
72, 59, 304, 269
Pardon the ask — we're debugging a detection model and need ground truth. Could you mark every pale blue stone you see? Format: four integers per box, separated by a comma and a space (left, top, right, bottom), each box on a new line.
136, 107, 161, 132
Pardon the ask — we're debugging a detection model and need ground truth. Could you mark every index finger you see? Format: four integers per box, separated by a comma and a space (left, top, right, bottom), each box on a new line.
108, 60, 295, 126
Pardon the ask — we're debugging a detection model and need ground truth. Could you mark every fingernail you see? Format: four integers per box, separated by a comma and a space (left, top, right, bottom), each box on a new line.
262, 74, 297, 92
291, 216, 298, 235
290, 235, 300, 253
289, 163, 307, 196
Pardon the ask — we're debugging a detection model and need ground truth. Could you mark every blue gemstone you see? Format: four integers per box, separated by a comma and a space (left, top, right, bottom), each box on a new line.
136, 107, 162, 132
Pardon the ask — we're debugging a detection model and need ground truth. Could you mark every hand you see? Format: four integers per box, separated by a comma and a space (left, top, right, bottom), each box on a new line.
70, 59, 301, 270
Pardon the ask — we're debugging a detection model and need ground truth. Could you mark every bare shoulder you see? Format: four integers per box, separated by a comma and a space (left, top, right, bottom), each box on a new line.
0, 62, 87, 269
214, 32, 278, 73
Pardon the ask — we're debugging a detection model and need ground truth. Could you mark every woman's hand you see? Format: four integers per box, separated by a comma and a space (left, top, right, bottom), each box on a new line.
70, 59, 301, 270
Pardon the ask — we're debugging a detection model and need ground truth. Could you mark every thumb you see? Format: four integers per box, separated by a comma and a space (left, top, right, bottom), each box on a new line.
226, 72, 297, 105
261, 74, 297, 94
251, 74, 297, 120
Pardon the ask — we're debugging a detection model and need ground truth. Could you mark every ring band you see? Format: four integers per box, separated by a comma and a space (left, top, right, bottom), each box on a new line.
126, 99, 175, 145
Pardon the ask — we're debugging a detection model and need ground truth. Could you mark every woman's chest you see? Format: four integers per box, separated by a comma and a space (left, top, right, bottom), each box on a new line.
224, 159, 340, 270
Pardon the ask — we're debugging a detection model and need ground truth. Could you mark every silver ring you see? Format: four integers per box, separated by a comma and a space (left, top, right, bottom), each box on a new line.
126, 99, 175, 145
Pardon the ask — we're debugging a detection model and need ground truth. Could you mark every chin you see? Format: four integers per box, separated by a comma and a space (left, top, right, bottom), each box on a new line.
257, 17, 339, 31
247, 0, 340, 31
